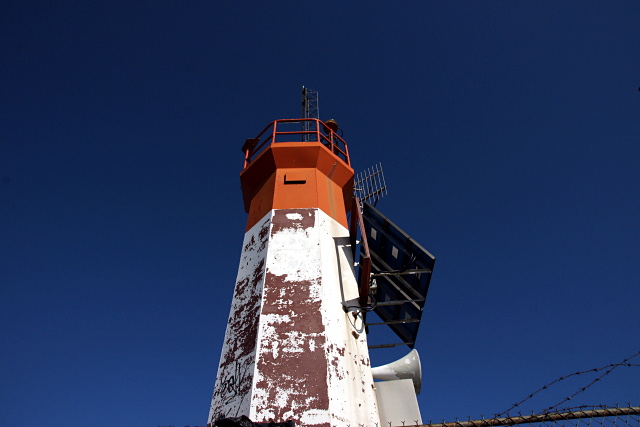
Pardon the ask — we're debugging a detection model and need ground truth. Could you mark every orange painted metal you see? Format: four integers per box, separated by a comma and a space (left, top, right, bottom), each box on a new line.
240, 120, 354, 231
242, 119, 350, 168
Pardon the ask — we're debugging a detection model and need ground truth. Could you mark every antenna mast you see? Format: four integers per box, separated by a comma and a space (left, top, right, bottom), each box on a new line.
301, 86, 319, 119
301, 86, 319, 141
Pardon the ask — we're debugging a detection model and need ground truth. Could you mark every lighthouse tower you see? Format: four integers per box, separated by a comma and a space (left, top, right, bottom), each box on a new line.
208, 118, 380, 427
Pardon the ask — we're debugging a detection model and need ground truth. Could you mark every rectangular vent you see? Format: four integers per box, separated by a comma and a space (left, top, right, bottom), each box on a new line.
284, 172, 307, 185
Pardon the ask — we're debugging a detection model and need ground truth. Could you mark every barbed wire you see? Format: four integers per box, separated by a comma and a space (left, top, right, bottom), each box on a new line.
425, 405, 640, 427
496, 349, 640, 417
552, 403, 636, 413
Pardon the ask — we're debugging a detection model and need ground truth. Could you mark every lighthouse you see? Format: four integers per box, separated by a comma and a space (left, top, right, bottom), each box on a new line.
207, 118, 380, 427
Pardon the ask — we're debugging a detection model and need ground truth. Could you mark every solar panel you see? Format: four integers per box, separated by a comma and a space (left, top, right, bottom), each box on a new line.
359, 201, 436, 348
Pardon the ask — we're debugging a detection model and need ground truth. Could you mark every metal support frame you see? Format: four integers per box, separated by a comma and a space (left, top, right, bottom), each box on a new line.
350, 196, 372, 308
301, 86, 319, 119
368, 342, 414, 349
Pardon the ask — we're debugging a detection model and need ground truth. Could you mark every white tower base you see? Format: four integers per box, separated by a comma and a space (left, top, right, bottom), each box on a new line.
209, 208, 380, 427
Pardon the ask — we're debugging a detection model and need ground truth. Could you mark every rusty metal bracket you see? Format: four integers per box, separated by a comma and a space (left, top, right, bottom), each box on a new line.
349, 196, 372, 308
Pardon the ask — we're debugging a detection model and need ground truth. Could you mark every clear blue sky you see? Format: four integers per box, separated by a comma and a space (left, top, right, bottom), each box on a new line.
1, 2, 639, 426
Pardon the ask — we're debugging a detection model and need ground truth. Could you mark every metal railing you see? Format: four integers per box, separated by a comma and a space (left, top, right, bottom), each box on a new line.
241, 118, 350, 168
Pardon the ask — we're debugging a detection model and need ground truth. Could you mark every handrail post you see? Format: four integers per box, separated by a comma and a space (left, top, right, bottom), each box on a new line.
350, 197, 359, 259
330, 127, 334, 154
272, 120, 277, 144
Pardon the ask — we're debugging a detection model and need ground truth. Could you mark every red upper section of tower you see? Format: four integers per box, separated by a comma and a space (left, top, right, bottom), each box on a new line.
239, 119, 354, 230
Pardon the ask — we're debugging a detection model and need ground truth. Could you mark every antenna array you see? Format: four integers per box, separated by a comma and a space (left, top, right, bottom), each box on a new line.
354, 163, 388, 206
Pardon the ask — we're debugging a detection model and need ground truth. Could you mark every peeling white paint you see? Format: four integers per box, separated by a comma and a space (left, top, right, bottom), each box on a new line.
299, 409, 331, 426
285, 213, 304, 220
210, 209, 380, 427
209, 214, 272, 423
